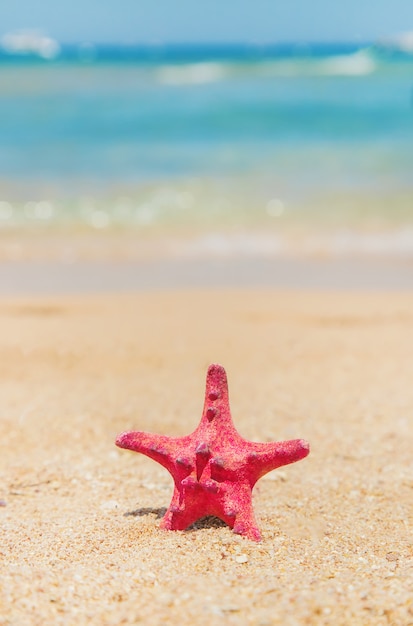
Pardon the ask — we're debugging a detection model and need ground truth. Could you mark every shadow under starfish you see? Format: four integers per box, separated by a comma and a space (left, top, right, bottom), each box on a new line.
124, 507, 167, 519
125, 508, 227, 531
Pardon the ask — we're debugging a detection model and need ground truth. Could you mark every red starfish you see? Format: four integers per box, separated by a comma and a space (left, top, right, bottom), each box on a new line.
116, 364, 309, 541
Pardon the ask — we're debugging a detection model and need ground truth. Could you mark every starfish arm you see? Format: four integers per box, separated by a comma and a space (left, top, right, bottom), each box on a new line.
159, 488, 184, 530
160, 478, 216, 530
222, 482, 261, 541
160, 487, 206, 531
246, 439, 310, 485
116, 430, 186, 475
232, 508, 261, 542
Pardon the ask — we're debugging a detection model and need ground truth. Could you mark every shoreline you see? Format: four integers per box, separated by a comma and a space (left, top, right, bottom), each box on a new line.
0, 255, 413, 295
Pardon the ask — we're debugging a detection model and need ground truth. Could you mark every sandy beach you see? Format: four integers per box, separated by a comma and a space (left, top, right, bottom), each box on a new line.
2, 14, 413, 625
1, 286, 413, 625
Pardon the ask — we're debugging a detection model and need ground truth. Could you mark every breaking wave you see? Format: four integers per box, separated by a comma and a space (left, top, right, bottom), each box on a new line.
156, 62, 230, 85
152, 49, 382, 85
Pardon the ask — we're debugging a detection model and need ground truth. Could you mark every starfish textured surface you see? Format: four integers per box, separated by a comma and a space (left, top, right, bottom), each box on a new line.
116, 364, 309, 541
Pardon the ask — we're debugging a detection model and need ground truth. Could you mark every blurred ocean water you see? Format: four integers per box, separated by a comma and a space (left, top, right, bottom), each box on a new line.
0, 43, 412, 254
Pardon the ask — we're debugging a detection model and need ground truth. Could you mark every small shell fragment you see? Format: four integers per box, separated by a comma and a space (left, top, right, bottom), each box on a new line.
235, 554, 248, 564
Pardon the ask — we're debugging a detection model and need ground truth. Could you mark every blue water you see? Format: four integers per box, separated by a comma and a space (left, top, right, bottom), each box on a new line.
0, 43, 412, 232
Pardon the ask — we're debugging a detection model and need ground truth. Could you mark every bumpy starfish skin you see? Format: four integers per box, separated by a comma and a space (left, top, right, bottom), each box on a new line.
116, 364, 309, 541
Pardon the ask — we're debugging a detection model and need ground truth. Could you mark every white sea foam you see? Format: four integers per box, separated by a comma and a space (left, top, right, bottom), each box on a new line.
260, 50, 377, 78
377, 30, 413, 53
166, 228, 413, 260
156, 62, 229, 85
330, 228, 413, 257
0, 201, 13, 221
317, 50, 376, 76
171, 232, 285, 257
1, 30, 60, 59
266, 198, 285, 217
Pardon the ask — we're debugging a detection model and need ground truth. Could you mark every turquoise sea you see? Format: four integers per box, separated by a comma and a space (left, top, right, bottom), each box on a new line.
0, 42, 412, 255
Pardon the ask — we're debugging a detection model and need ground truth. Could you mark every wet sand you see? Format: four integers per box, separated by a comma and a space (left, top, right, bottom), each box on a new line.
1, 289, 413, 625
1, 256, 413, 295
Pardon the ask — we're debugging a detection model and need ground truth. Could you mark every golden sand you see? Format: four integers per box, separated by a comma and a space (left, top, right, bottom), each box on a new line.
1, 290, 413, 625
